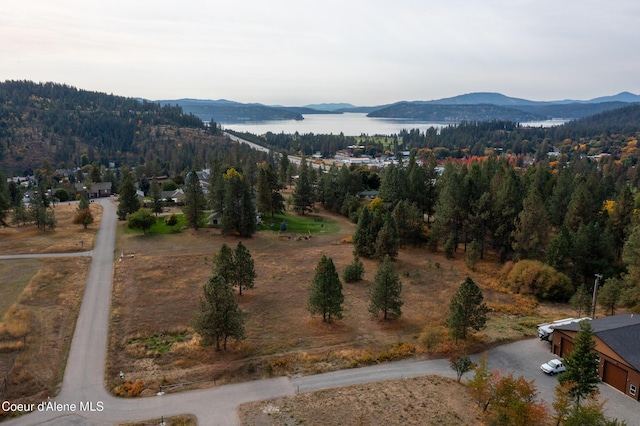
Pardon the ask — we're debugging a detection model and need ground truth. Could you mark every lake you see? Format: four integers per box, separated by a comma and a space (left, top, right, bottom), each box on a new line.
222, 113, 566, 136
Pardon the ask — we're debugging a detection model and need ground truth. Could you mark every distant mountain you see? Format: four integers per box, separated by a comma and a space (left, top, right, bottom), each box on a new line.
367, 102, 544, 122
159, 91, 640, 123
367, 92, 640, 121
587, 92, 640, 104
423, 92, 540, 106
156, 98, 303, 123
303, 103, 356, 111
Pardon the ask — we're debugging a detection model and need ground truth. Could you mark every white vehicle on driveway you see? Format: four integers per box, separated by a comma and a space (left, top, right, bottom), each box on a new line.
541, 359, 566, 375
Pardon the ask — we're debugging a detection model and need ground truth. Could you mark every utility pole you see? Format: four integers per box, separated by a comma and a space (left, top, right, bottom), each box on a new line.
592, 274, 603, 319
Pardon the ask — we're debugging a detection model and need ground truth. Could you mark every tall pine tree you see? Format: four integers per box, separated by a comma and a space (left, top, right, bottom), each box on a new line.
368, 256, 403, 320
307, 255, 344, 322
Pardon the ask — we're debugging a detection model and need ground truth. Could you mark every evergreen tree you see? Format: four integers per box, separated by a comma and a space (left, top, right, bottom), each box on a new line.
233, 242, 256, 296
374, 213, 399, 259
213, 242, 257, 296
558, 321, 601, 407
0, 168, 11, 227
256, 164, 284, 219
431, 162, 465, 255
607, 185, 634, 260
221, 168, 256, 237
117, 169, 140, 220
491, 165, 521, 262
292, 156, 314, 215
213, 243, 235, 284
278, 152, 291, 188
569, 284, 592, 317
192, 275, 245, 351
307, 255, 344, 322
447, 277, 489, 341
622, 223, 640, 310
184, 169, 206, 229
598, 278, 622, 316
342, 254, 364, 283
513, 188, 549, 260
368, 255, 403, 320
546, 225, 572, 272
353, 206, 375, 258
149, 178, 163, 216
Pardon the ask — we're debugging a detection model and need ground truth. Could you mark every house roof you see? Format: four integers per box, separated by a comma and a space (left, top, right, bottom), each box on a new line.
555, 314, 640, 371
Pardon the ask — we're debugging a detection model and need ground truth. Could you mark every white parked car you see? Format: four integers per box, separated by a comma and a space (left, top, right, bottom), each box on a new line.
541, 359, 565, 375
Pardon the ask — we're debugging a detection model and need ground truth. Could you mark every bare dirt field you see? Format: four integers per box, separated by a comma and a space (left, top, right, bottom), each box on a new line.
106, 206, 572, 396
238, 375, 482, 426
0, 202, 102, 254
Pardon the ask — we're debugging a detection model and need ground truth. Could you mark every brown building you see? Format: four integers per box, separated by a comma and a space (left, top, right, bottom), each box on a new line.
551, 314, 640, 400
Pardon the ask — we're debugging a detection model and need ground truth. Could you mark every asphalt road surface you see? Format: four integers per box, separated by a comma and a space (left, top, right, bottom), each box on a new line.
3, 199, 637, 425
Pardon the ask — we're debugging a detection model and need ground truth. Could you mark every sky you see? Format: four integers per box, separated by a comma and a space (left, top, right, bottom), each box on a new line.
2, 0, 639, 106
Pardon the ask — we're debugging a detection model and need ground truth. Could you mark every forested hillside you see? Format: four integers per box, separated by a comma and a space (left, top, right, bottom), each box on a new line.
0, 81, 227, 175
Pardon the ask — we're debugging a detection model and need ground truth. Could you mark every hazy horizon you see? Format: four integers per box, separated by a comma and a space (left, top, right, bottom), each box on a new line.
2, 1, 639, 105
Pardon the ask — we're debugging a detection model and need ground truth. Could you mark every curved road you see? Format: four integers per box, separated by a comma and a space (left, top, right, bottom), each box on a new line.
3, 199, 636, 425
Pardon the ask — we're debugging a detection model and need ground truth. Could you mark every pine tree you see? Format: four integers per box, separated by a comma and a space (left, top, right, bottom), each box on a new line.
353, 206, 375, 258
342, 254, 364, 283
192, 275, 245, 351
219, 168, 256, 237
233, 242, 256, 296
368, 256, 403, 320
558, 321, 601, 407
307, 255, 344, 322
149, 178, 163, 216
447, 277, 489, 341
213, 243, 235, 285
569, 284, 592, 317
256, 164, 284, 220
184, 169, 205, 229
598, 278, 622, 316
374, 213, 399, 260
0, 168, 11, 227
117, 169, 140, 220
292, 156, 314, 215
278, 152, 291, 188
513, 188, 549, 261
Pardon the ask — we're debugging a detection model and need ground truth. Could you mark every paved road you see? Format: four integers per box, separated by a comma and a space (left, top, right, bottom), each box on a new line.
3, 199, 637, 425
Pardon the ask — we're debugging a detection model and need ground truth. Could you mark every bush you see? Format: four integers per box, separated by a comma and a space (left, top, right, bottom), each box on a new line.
54, 188, 69, 202
504, 260, 573, 302
342, 255, 364, 283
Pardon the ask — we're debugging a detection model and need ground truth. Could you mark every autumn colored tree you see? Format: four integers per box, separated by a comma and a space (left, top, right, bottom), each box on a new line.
73, 208, 94, 229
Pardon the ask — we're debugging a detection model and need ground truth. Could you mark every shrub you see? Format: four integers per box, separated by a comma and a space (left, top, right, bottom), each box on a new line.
504, 260, 573, 302
342, 255, 364, 283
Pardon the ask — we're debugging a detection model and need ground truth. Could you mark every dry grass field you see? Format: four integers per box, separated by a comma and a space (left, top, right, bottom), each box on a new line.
0, 202, 102, 254
0, 203, 99, 419
106, 206, 572, 396
238, 375, 482, 426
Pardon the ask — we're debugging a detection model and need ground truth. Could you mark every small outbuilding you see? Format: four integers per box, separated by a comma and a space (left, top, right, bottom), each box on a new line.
551, 314, 640, 400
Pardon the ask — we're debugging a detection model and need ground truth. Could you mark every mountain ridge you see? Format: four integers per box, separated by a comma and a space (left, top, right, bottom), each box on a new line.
156, 92, 640, 123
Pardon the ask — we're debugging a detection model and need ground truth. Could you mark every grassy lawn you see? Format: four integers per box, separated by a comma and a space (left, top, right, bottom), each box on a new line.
259, 212, 340, 234
124, 213, 186, 235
